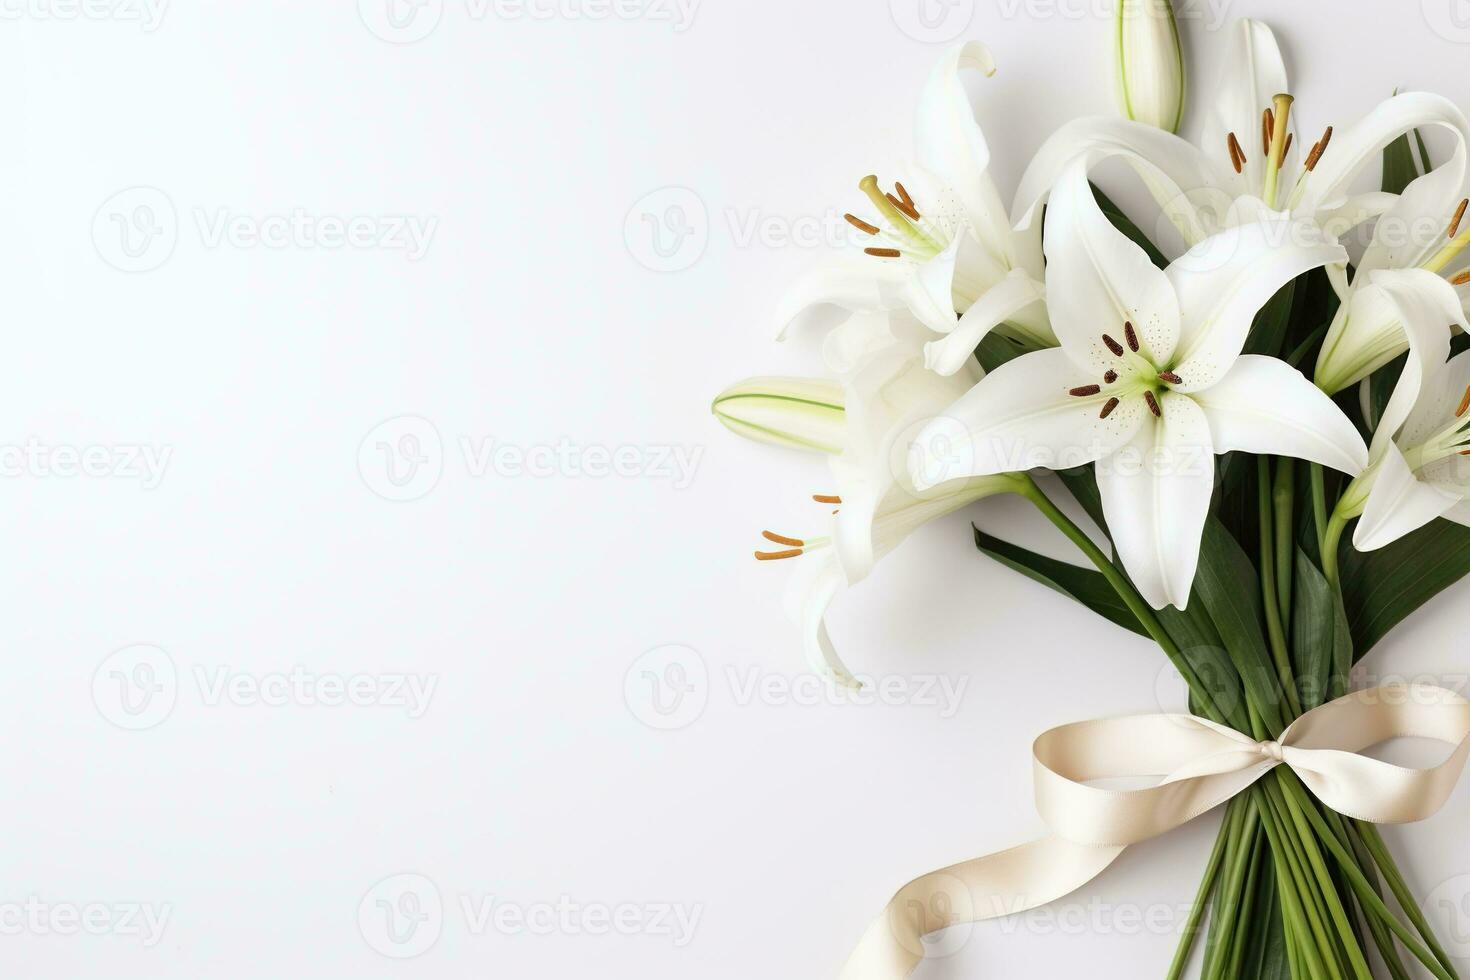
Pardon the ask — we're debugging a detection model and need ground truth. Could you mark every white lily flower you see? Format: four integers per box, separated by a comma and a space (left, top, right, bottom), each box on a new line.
1115, 0, 1185, 133
1013, 19, 1469, 259
736, 312, 1023, 686
711, 376, 845, 455
1315, 162, 1470, 394
913, 160, 1367, 610
1333, 271, 1470, 550
778, 42, 1054, 377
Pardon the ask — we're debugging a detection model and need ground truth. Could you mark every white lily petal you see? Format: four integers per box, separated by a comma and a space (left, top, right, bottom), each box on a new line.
1045, 160, 1182, 373
711, 376, 846, 455
1404, 347, 1470, 462
911, 347, 1146, 487
908, 229, 967, 334
1197, 19, 1287, 200
924, 270, 1049, 376
915, 42, 1015, 256
1314, 282, 1407, 395
1297, 93, 1470, 218
1364, 270, 1459, 459
1166, 217, 1346, 391
1012, 116, 1229, 244
1095, 392, 1214, 610
774, 260, 910, 339
1354, 443, 1460, 551
1191, 355, 1369, 474
784, 553, 862, 689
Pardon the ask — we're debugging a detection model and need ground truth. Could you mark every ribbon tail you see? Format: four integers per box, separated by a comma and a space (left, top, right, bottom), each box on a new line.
839, 837, 1126, 980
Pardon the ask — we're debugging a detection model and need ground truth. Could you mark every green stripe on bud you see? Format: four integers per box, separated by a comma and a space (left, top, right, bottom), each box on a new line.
711, 376, 845, 455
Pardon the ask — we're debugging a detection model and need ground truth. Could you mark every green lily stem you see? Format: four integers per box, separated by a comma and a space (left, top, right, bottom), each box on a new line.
1174, 799, 1237, 980
1355, 821, 1462, 979
1322, 507, 1350, 589
1311, 463, 1329, 556
1274, 458, 1295, 633
1259, 460, 1303, 719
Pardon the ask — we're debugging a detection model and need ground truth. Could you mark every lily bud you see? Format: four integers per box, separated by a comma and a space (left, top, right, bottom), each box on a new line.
711, 376, 845, 455
1114, 0, 1185, 134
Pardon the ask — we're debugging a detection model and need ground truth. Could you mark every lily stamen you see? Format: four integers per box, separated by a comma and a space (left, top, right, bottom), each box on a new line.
1158, 371, 1182, 385
754, 549, 803, 561
1450, 270, 1470, 286
1124, 321, 1140, 352
762, 530, 805, 547
1143, 391, 1162, 417
1262, 108, 1274, 156
1104, 370, 1118, 384
845, 213, 881, 236
886, 192, 922, 222
1099, 397, 1120, 419
1070, 385, 1101, 397
1450, 199, 1469, 240
1304, 125, 1332, 171
1102, 333, 1126, 357
1457, 385, 1470, 418
865, 247, 901, 258
1227, 132, 1245, 173
812, 494, 842, 504
894, 182, 915, 208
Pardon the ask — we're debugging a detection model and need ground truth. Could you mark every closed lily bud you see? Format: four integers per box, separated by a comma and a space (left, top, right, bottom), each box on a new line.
711, 376, 845, 455
1115, 0, 1185, 133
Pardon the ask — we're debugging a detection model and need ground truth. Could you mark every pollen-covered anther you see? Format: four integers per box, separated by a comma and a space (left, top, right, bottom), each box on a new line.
1099, 397, 1120, 419
1451, 270, 1470, 287
1158, 370, 1182, 385
1227, 132, 1245, 173
886, 192, 921, 222
1282, 132, 1294, 160
1457, 385, 1470, 418
1124, 321, 1140, 353
865, 247, 901, 258
762, 530, 804, 547
1069, 384, 1101, 397
1103, 370, 1118, 384
1144, 391, 1162, 417
754, 549, 802, 561
1450, 200, 1469, 240
1101, 334, 1125, 357
1305, 126, 1333, 171
845, 213, 881, 236
812, 494, 842, 504
1261, 108, 1274, 155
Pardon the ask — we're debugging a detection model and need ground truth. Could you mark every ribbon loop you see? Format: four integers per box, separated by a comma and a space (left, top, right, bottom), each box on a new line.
840, 684, 1470, 980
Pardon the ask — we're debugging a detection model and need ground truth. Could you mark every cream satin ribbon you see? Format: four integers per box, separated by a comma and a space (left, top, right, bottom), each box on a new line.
841, 684, 1470, 980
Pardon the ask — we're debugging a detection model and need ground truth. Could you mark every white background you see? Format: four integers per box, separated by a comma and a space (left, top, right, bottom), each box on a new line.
3, 0, 1470, 977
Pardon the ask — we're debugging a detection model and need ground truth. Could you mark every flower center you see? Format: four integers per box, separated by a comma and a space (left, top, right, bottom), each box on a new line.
845, 175, 945, 261
1225, 93, 1334, 211
1067, 320, 1177, 419
1402, 385, 1470, 472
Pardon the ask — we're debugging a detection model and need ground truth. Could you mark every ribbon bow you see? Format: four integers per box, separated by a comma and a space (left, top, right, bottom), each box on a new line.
841, 684, 1470, 979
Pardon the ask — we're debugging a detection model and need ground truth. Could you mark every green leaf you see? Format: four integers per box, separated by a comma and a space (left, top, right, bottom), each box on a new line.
972, 526, 1148, 637
1291, 547, 1352, 709
1193, 518, 1289, 733
1242, 280, 1297, 358
1091, 182, 1168, 270
1339, 517, 1470, 657
974, 330, 1031, 373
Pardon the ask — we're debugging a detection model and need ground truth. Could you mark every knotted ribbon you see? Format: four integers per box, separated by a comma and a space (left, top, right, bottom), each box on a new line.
841, 684, 1470, 979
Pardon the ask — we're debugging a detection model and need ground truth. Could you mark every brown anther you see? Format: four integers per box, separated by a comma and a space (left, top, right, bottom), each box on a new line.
1262, 108, 1274, 156
1451, 269, 1470, 286
1101, 334, 1125, 357
1124, 321, 1140, 353
1103, 370, 1118, 384
1099, 397, 1121, 420
844, 213, 881, 236
894, 181, 915, 208
1305, 126, 1332, 171
1461, 450, 1470, 456
1227, 132, 1246, 173
762, 531, 804, 548
1069, 384, 1101, 397
886, 193, 921, 222
1158, 371, 1183, 385
1281, 132, 1293, 161
755, 549, 802, 561
812, 494, 842, 504
1457, 385, 1470, 418
864, 247, 901, 258
1450, 199, 1469, 239
1143, 391, 1162, 417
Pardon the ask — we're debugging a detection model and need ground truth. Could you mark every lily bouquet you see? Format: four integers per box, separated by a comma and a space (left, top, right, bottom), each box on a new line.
714, 7, 1470, 980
